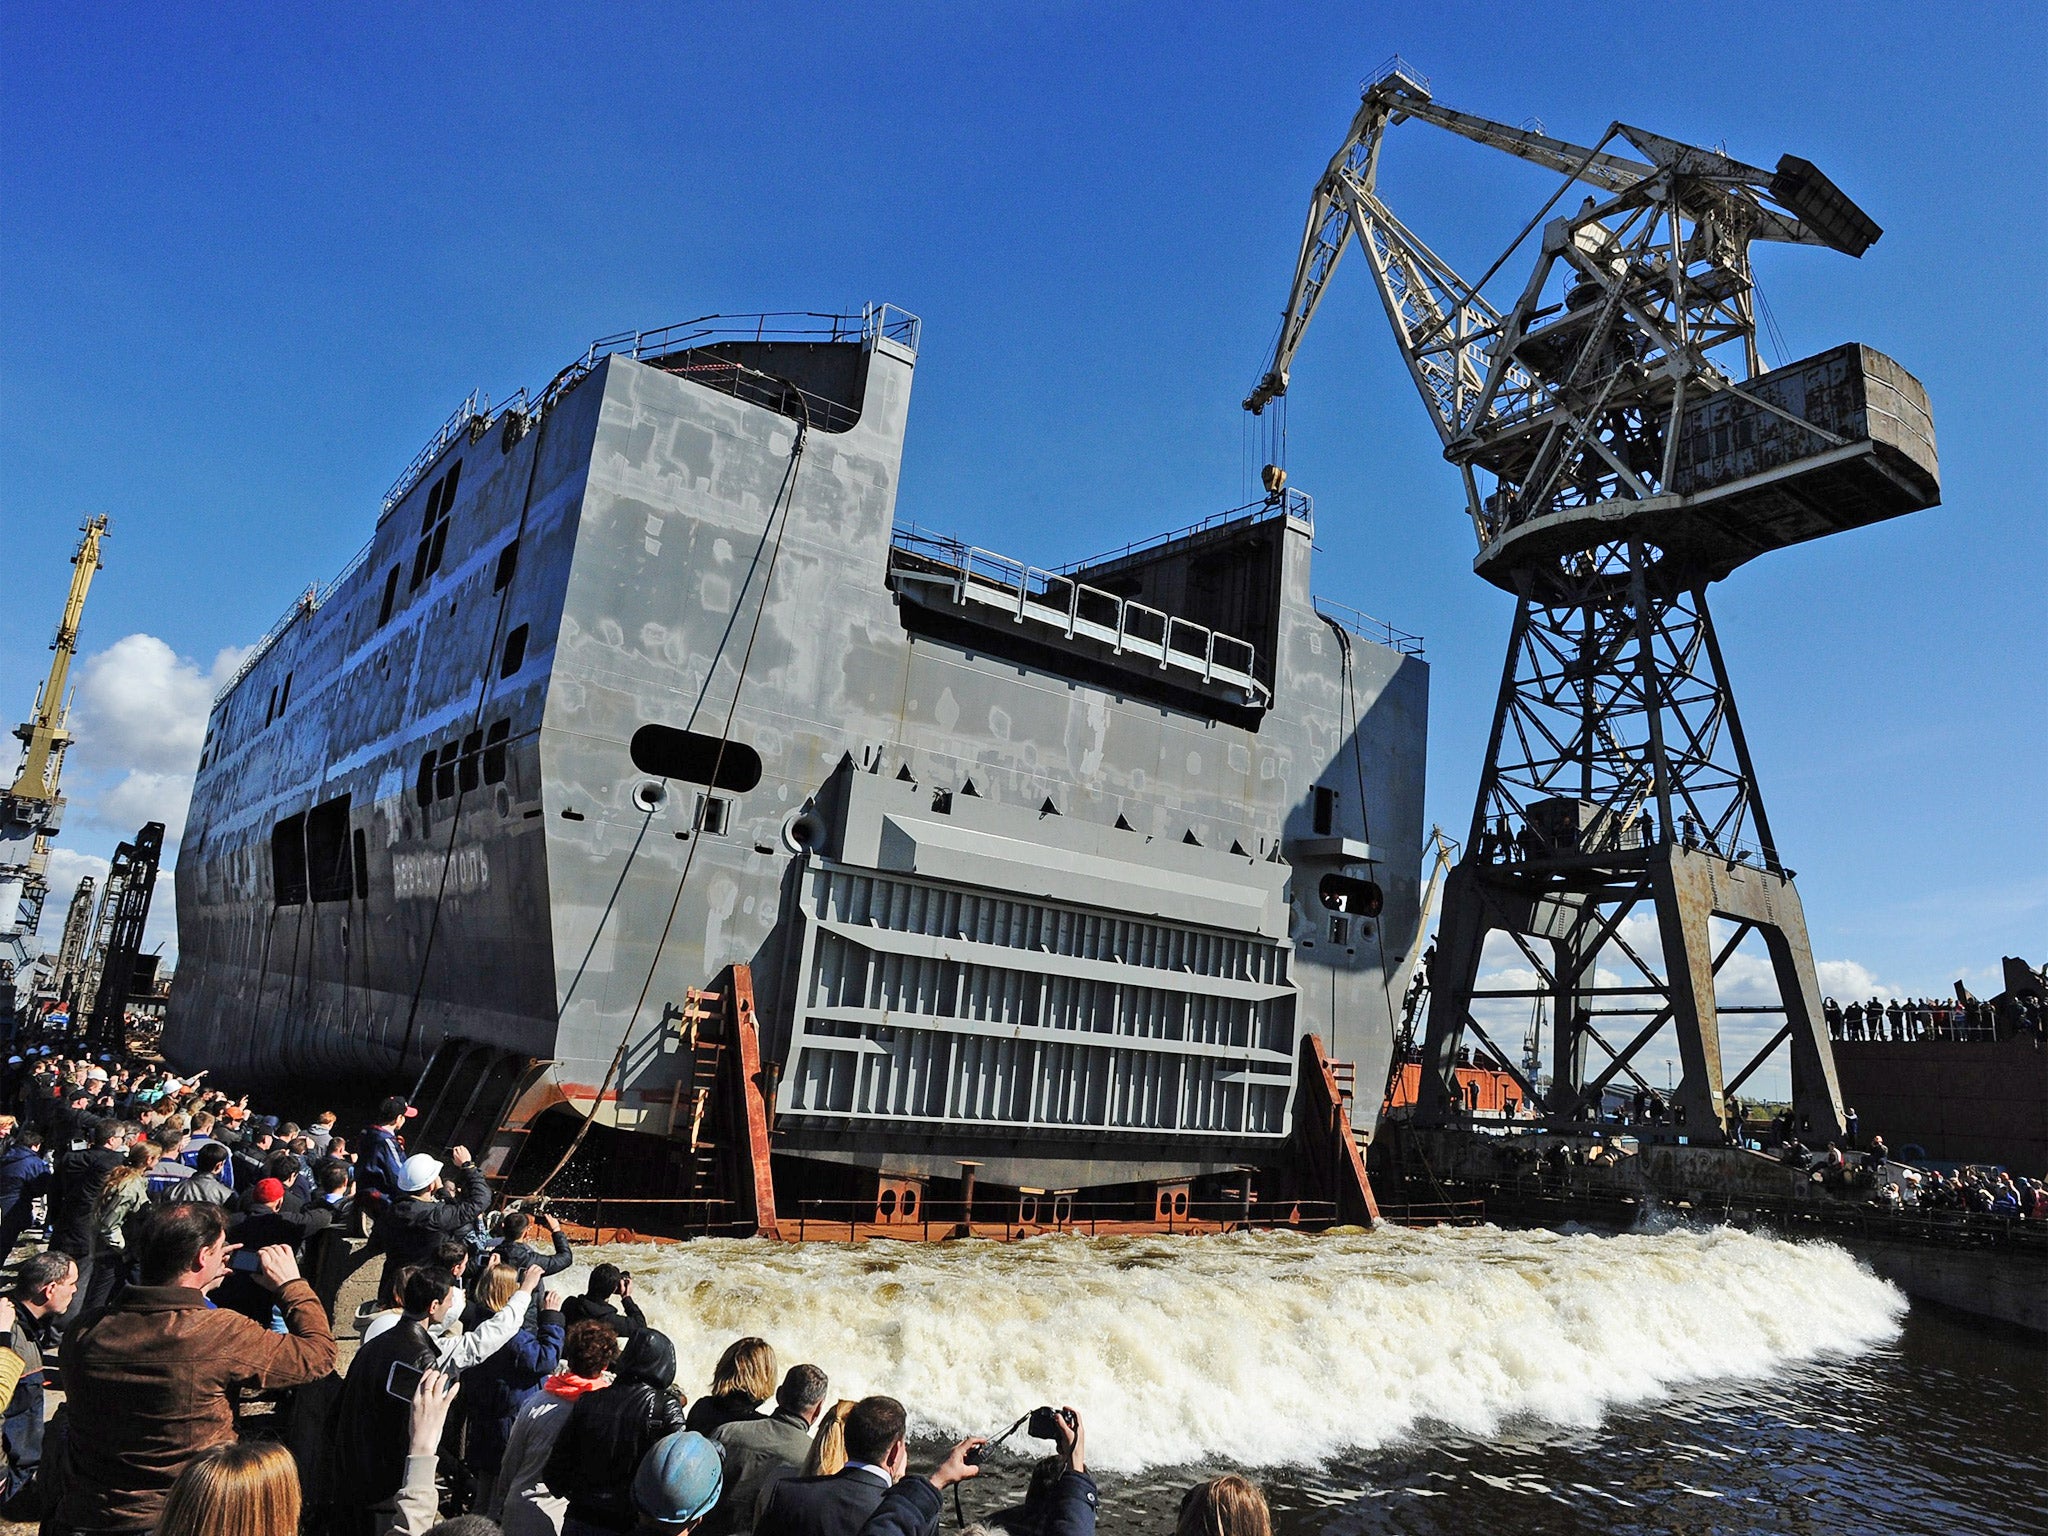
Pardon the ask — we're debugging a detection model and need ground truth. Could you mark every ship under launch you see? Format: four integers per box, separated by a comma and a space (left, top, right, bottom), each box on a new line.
169, 308, 1427, 1227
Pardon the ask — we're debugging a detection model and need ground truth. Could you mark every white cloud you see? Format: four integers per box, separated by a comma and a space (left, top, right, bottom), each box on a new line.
40, 847, 109, 938
1813, 958, 1899, 1003
13, 633, 247, 969
63, 634, 250, 852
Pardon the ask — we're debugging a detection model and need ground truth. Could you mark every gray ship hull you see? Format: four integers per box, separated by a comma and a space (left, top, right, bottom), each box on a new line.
169, 308, 1427, 1202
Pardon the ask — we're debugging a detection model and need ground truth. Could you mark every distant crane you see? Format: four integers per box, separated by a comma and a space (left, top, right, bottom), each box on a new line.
1247, 61, 1938, 1142
50, 874, 96, 1008
1, 516, 109, 1037
83, 821, 165, 1049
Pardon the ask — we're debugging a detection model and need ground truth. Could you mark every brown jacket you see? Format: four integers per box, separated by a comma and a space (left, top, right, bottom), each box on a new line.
56, 1278, 335, 1530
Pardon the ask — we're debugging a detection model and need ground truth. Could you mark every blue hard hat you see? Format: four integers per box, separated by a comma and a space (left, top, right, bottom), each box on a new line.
633, 1431, 723, 1528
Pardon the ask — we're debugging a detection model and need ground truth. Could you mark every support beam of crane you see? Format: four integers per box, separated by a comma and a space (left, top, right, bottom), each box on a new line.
1244, 62, 1926, 1148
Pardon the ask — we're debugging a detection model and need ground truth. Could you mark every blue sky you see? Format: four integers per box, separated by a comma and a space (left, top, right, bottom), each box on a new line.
3, 4, 2042, 1073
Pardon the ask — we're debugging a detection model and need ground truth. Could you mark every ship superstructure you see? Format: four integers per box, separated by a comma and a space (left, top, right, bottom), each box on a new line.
168, 308, 1427, 1218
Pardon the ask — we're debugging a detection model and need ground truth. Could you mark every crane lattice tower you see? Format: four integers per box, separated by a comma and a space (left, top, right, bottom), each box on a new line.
1, 515, 108, 1032
1246, 63, 1938, 1141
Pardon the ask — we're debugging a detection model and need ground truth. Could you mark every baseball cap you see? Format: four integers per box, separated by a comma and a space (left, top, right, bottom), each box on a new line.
374, 1095, 418, 1124
633, 1431, 723, 1529
398, 1153, 444, 1193
254, 1177, 287, 1204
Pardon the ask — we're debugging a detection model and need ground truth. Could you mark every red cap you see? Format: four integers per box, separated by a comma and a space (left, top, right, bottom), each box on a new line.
254, 1177, 287, 1204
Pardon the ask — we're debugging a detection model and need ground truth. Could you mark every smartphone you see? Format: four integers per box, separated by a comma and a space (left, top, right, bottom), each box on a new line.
227, 1248, 265, 1274
386, 1360, 426, 1402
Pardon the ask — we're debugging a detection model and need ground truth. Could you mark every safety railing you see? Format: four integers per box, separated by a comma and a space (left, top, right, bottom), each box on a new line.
788, 1196, 1341, 1243
1375, 1198, 1488, 1227
1476, 807, 1789, 877
1828, 1014, 2017, 1045
211, 533, 377, 706
375, 306, 919, 528
891, 526, 1270, 707
1364, 54, 1431, 95
647, 354, 863, 434
1313, 597, 1427, 657
583, 303, 920, 363
1409, 1170, 2048, 1254
1062, 488, 1315, 574
379, 389, 492, 523
533, 1195, 746, 1243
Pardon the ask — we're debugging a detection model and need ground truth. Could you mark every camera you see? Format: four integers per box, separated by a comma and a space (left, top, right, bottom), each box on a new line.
1028, 1406, 1076, 1440
965, 1405, 1074, 1465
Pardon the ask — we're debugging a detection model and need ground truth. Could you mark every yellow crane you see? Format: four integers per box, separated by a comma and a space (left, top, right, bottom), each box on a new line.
2, 516, 108, 965
9, 515, 108, 805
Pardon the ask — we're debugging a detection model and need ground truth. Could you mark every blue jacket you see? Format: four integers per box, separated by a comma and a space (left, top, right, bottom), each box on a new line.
857, 1469, 1098, 1536
0, 1144, 51, 1203
358, 1125, 406, 1216
455, 1304, 564, 1477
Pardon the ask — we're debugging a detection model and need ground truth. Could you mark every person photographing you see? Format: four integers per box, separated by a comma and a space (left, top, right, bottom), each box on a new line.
859, 1405, 1095, 1536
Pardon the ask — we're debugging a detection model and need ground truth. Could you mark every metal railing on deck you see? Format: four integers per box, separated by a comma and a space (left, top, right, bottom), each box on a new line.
376, 305, 919, 525
1061, 488, 1316, 573
539, 1195, 744, 1243
789, 1196, 1341, 1242
210, 533, 377, 706
1376, 1198, 1488, 1226
379, 389, 492, 522
1427, 1170, 2048, 1253
1313, 597, 1427, 657
890, 525, 1271, 706
224, 304, 922, 706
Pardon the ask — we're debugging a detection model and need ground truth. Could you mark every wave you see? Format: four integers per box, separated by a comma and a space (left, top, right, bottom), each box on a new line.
589, 1224, 1905, 1472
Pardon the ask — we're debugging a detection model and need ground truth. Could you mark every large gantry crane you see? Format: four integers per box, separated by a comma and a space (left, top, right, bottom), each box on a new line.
1247, 62, 1938, 1143
1, 516, 109, 1037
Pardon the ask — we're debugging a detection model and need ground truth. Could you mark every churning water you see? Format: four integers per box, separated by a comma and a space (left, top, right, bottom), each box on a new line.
586, 1225, 2044, 1534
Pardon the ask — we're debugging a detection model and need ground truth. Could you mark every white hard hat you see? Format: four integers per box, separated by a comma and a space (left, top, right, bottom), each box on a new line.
398, 1153, 445, 1193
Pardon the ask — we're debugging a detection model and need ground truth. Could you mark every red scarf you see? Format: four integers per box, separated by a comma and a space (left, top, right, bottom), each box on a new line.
544, 1370, 611, 1402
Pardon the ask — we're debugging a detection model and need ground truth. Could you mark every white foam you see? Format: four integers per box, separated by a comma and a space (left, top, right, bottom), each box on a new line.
583, 1224, 1904, 1472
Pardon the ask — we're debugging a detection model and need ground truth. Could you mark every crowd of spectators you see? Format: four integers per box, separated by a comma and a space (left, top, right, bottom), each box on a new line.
1862, 1161, 2047, 1220
1746, 1116, 2048, 1224
0, 1042, 1278, 1536
1824, 991, 2045, 1042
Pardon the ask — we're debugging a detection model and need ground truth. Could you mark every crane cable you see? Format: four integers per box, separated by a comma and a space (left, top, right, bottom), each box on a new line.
529, 388, 812, 1197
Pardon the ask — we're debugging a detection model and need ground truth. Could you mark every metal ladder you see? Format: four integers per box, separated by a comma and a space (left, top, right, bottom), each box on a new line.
666, 985, 729, 1197
1325, 1057, 1375, 1159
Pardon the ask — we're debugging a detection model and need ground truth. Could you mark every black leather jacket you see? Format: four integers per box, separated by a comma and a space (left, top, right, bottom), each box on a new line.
543, 1327, 686, 1531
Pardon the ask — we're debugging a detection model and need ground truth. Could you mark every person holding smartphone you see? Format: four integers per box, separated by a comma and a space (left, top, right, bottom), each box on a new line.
51, 1204, 335, 1534
334, 1265, 464, 1530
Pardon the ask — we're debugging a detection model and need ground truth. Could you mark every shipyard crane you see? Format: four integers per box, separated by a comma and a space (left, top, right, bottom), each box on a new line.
1248, 61, 1938, 1143
1, 516, 109, 1036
